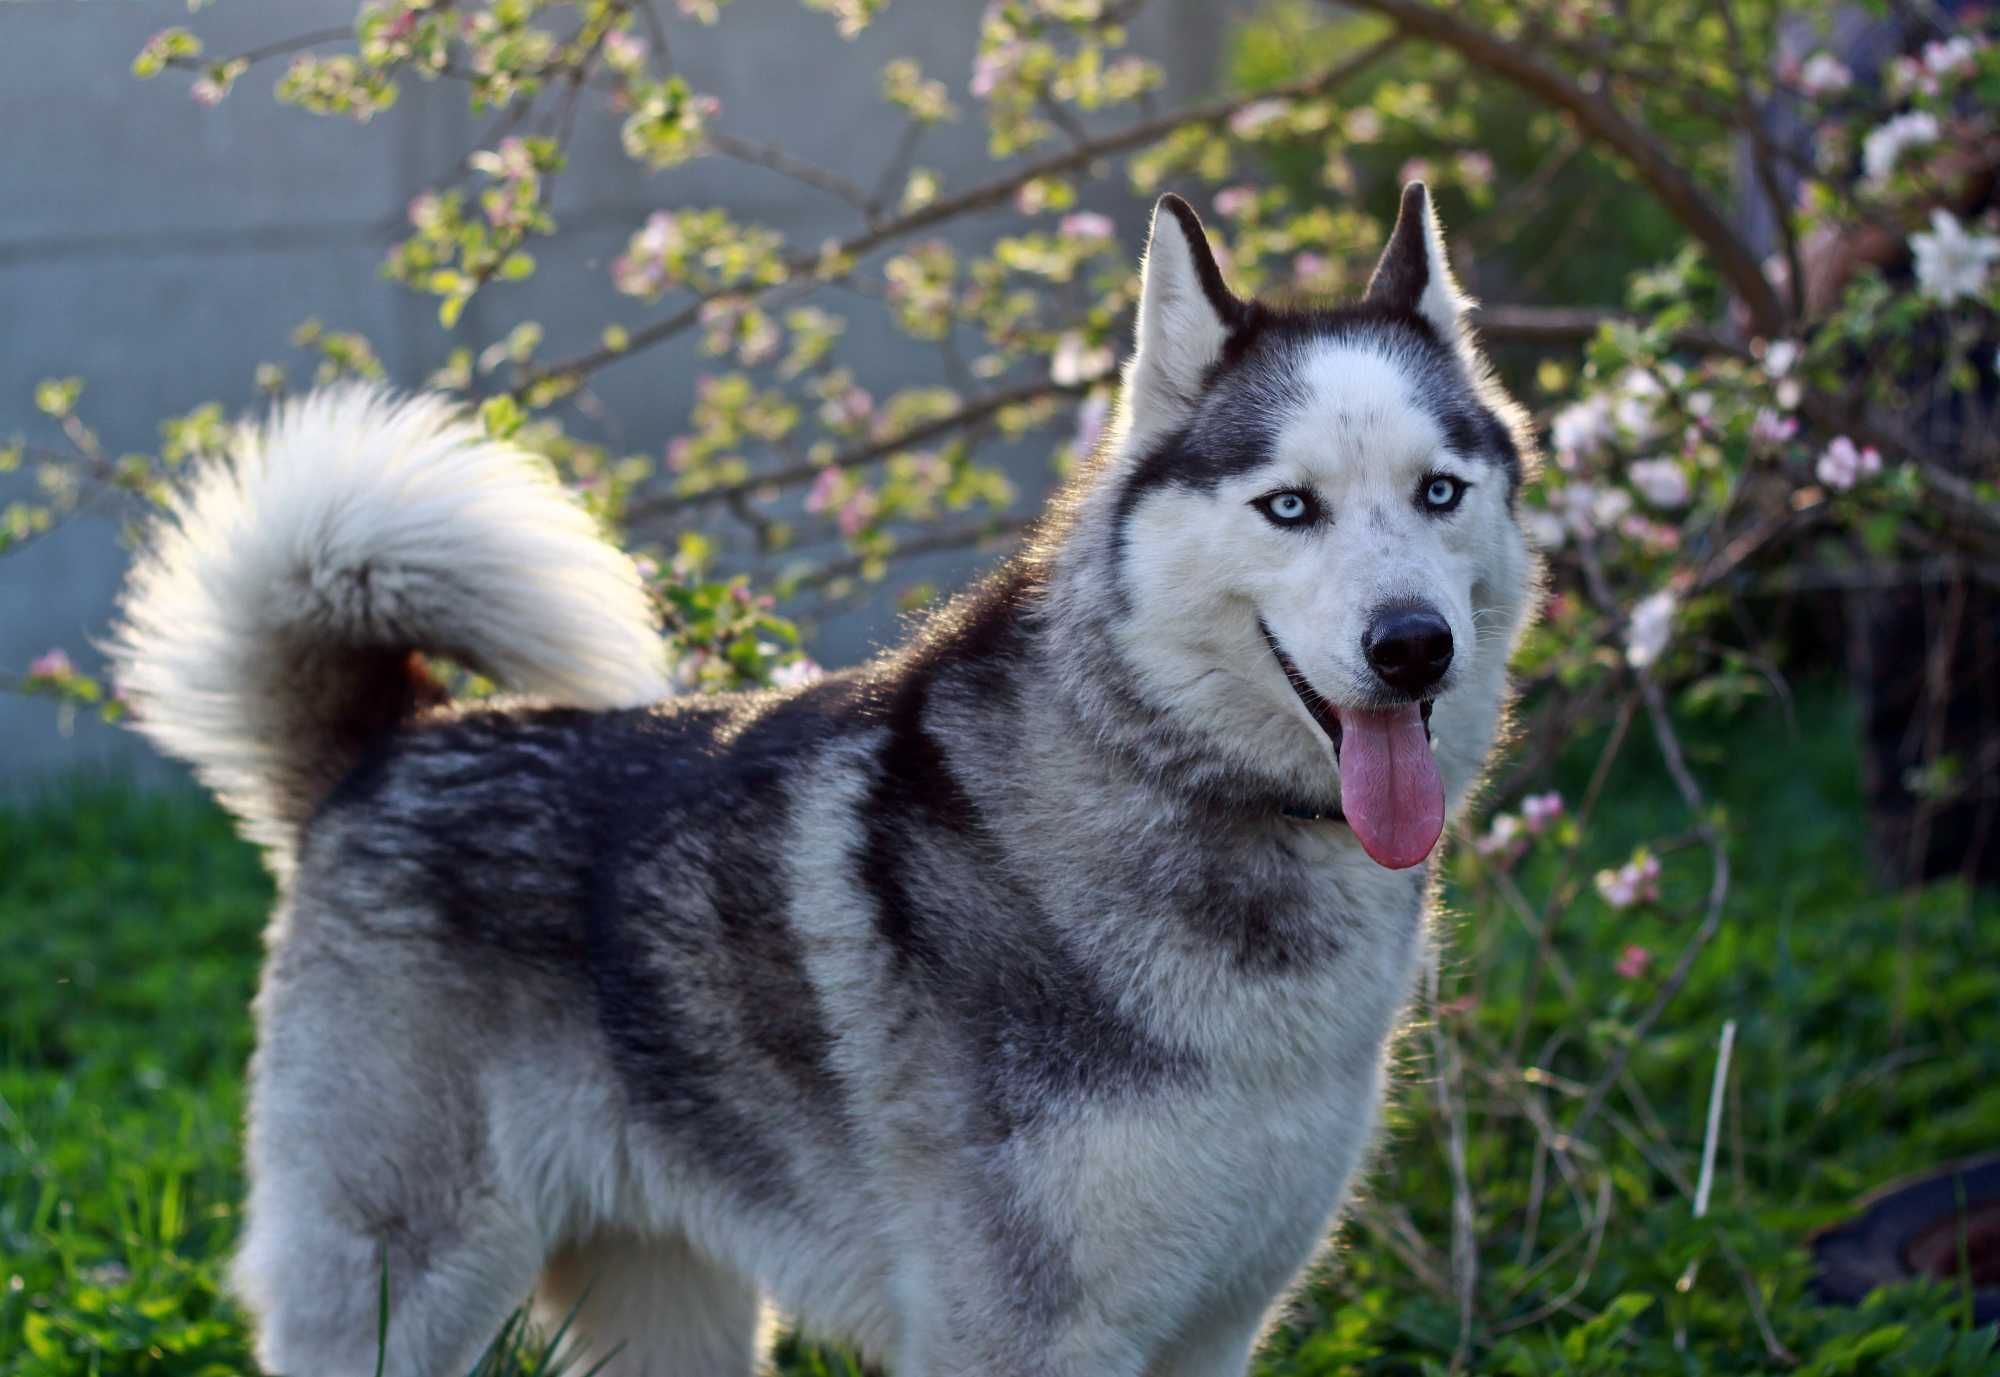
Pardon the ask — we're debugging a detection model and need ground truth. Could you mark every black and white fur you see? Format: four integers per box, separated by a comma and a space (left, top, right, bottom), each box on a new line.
111, 184, 1538, 1376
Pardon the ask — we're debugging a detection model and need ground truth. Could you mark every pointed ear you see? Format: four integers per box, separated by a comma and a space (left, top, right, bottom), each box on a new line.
1366, 182, 1472, 349
1127, 193, 1243, 409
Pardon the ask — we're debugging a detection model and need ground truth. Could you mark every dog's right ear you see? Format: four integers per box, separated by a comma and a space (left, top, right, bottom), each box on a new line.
1126, 194, 1242, 412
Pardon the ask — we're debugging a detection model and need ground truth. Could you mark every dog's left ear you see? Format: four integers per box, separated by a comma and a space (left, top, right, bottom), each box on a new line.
1366, 182, 1472, 353
1126, 194, 1243, 411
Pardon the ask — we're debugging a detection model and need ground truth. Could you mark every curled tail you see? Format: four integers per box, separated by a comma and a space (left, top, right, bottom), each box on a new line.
110, 385, 670, 864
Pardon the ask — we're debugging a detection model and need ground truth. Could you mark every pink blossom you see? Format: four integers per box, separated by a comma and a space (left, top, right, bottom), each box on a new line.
838, 387, 873, 426
1227, 99, 1291, 139
1456, 151, 1495, 190
665, 437, 693, 472
1522, 792, 1564, 833
804, 467, 843, 514
970, 44, 1017, 99
836, 490, 878, 538
1398, 157, 1434, 187
1815, 435, 1882, 491
1058, 211, 1115, 241
1618, 514, 1682, 554
1614, 944, 1653, 980
407, 193, 445, 232
1596, 854, 1662, 910
1749, 408, 1796, 451
1292, 251, 1332, 285
384, 9, 419, 42
1213, 185, 1257, 219
1051, 332, 1113, 386
1475, 813, 1527, 865
603, 30, 647, 72
190, 76, 226, 106
1343, 108, 1383, 143
1071, 393, 1109, 458
632, 554, 660, 580
27, 648, 73, 680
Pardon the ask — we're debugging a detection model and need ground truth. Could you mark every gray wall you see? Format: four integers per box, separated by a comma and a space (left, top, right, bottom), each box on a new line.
1, 0, 1237, 788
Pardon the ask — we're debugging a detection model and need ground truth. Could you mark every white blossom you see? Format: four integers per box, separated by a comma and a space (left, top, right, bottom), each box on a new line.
1799, 52, 1853, 96
1862, 110, 1939, 184
1923, 36, 1980, 84
1521, 509, 1567, 550
1628, 458, 1690, 508
1910, 209, 2000, 305
1626, 589, 1675, 669
1551, 395, 1614, 460
1597, 854, 1661, 910
1815, 435, 1882, 491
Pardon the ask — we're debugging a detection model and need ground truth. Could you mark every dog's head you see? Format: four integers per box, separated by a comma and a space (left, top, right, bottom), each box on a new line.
1070, 185, 1539, 870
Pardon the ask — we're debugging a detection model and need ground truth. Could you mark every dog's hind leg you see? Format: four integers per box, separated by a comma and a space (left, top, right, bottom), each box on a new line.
535, 1232, 765, 1377
233, 1165, 543, 1377
229, 919, 549, 1376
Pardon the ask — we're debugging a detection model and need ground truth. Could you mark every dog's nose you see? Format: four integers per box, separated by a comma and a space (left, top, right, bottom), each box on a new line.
1363, 605, 1453, 697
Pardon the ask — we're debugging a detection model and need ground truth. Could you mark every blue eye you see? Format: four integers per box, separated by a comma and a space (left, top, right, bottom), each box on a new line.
1421, 474, 1468, 513
1254, 489, 1319, 528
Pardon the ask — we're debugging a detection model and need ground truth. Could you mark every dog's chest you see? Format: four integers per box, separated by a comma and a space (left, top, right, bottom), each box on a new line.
1048, 882, 1426, 1336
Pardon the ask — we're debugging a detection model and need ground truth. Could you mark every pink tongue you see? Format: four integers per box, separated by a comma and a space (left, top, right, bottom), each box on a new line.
1337, 704, 1445, 869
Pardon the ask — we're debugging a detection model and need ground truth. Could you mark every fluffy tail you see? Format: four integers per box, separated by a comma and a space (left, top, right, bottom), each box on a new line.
110, 385, 670, 863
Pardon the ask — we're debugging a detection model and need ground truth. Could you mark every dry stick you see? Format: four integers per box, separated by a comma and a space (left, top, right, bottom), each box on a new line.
1331, 0, 1785, 337
1427, 947, 1480, 1373
1494, 1174, 1616, 1335
519, 31, 1407, 392
1347, 1200, 1453, 1299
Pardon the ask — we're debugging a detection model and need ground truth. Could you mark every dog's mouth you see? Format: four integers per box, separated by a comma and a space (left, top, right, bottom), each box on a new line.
1258, 618, 1445, 871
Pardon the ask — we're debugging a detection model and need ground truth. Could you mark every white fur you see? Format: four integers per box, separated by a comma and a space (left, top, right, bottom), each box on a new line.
1404, 186, 1475, 355
110, 385, 670, 861
1122, 200, 1232, 449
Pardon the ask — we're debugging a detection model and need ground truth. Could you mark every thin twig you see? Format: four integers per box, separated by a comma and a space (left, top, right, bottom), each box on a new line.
704, 131, 875, 213
163, 26, 353, 72
1427, 946, 1479, 1372
624, 377, 1085, 521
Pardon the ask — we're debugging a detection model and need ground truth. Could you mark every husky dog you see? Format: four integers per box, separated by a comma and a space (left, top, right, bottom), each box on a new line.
111, 183, 1537, 1376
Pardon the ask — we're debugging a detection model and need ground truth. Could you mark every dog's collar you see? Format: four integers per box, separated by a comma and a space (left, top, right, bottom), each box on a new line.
1280, 802, 1346, 824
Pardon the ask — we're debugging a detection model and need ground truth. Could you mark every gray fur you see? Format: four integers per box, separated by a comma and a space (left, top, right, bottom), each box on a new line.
113, 186, 1539, 1376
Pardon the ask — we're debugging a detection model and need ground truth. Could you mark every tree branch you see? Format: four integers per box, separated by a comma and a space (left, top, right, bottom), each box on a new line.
1331, 0, 1786, 337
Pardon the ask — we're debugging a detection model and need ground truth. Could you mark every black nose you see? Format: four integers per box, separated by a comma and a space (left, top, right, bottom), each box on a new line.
1364, 605, 1454, 697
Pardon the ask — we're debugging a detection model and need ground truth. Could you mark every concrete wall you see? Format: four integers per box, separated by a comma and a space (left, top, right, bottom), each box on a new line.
0, 0, 1238, 788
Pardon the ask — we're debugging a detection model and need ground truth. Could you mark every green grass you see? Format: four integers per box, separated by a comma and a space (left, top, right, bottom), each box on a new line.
2, 685, 1996, 1374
